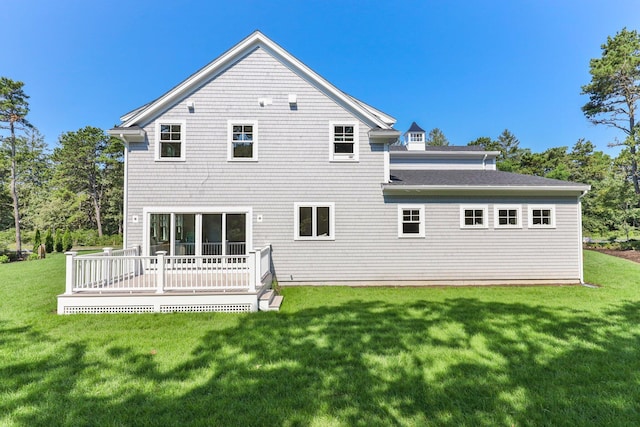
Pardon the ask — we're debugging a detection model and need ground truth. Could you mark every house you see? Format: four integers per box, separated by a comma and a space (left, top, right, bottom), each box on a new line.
57, 31, 589, 314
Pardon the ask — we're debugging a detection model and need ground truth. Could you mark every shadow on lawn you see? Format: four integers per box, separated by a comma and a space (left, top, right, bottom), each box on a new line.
3, 299, 640, 426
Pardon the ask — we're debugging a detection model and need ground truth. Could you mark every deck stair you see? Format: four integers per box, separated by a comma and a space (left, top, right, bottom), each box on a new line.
259, 290, 283, 311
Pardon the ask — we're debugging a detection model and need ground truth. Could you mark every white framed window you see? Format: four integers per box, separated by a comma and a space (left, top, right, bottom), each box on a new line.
494, 205, 522, 228
409, 132, 424, 143
155, 121, 186, 161
460, 205, 488, 229
228, 120, 258, 161
398, 205, 425, 238
330, 121, 359, 161
529, 205, 556, 228
294, 203, 335, 240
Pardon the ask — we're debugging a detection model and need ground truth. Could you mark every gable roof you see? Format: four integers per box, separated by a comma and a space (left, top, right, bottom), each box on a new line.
118, 31, 396, 130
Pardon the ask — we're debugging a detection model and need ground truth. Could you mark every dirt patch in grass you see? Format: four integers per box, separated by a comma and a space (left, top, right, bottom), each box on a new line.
587, 248, 640, 264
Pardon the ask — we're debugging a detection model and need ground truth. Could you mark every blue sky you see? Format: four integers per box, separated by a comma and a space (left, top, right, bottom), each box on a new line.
1, 0, 637, 154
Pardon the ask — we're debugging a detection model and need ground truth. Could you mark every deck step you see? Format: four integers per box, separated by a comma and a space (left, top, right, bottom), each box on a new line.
258, 290, 282, 311
268, 295, 283, 311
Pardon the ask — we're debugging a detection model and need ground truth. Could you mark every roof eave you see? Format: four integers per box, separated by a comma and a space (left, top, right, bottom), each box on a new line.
390, 150, 501, 158
382, 184, 591, 196
108, 126, 146, 144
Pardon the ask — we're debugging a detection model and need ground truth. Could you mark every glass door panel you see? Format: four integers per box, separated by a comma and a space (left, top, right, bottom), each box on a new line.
175, 214, 196, 255
202, 214, 223, 256
149, 213, 170, 255
226, 214, 246, 255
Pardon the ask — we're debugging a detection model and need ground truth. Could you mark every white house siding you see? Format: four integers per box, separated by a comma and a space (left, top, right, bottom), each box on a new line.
124, 46, 582, 285
125, 46, 390, 283
390, 157, 489, 170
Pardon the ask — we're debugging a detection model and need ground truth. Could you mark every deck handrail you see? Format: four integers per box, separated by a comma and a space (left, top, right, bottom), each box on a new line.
65, 245, 272, 295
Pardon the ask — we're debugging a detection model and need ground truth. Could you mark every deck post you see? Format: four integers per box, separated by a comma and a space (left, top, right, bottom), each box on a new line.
102, 247, 113, 286
248, 250, 257, 293
156, 251, 167, 294
64, 251, 77, 295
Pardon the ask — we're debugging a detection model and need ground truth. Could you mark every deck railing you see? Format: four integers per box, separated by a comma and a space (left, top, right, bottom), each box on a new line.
65, 245, 272, 295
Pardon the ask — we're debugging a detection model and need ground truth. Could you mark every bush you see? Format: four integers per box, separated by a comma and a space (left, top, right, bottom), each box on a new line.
63, 229, 73, 251
0, 255, 9, 264
33, 229, 42, 252
27, 253, 39, 261
55, 231, 63, 253
45, 229, 54, 253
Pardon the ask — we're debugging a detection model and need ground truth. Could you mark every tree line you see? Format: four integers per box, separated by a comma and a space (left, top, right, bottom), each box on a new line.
0, 27, 638, 256
0, 78, 123, 256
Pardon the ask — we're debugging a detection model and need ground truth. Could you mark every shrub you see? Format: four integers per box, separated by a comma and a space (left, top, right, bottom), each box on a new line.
55, 230, 63, 253
0, 255, 9, 264
45, 229, 54, 253
33, 229, 42, 252
27, 253, 39, 261
63, 229, 73, 251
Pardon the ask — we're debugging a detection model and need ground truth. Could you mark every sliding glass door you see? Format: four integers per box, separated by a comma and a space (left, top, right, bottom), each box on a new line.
149, 212, 247, 257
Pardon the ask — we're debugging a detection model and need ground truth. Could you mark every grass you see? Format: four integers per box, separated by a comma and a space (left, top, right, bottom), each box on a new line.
1, 251, 639, 426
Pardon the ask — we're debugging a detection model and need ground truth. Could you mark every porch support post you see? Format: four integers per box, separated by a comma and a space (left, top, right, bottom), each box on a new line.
64, 251, 77, 295
102, 247, 113, 286
156, 251, 167, 294
248, 250, 258, 293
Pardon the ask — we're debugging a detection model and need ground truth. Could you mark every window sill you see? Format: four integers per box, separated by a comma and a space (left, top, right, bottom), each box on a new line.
294, 237, 335, 241
227, 158, 259, 162
155, 158, 186, 162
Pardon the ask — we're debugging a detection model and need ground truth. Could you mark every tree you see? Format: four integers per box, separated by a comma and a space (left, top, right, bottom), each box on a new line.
32, 229, 41, 252
44, 229, 53, 253
53, 127, 124, 237
426, 128, 449, 146
467, 130, 523, 171
0, 77, 31, 256
62, 229, 72, 252
582, 28, 640, 194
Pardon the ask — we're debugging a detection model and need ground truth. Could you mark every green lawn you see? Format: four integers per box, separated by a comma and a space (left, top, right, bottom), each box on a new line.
1, 251, 639, 426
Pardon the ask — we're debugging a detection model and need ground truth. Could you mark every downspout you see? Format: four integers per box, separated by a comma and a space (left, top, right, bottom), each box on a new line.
577, 190, 588, 285
118, 134, 129, 248
383, 143, 390, 183
482, 154, 487, 170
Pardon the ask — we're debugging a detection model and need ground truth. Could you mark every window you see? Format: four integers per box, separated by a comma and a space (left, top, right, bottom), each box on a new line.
494, 205, 522, 228
294, 203, 335, 240
228, 121, 258, 161
529, 205, 555, 228
409, 132, 424, 143
398, 205, 425, 238
155, 121, 186, 160
460, 205, 488, 228
330, 122, 359, 161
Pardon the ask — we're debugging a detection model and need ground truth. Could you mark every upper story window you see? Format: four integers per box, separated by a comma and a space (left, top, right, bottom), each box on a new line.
529, 205, 555, 228
330, 122, 359, 161
228, 121, 258, 161
294, 203, 335, 240
398, 205, 425, 238
494, 205, 522, 228
155, 121, 186, 161
460, 205, 488, 229
409, 132, 424, 143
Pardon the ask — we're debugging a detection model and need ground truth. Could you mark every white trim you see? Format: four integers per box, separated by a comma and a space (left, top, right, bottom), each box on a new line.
528, 204, 556, 229
329, 121, 359, 162
578, 196, 584, 284
294, 203, 335, 241
154, 120, 186, 161
123, 147, 129, 246
494, 205, 522, 229
227, 120, 258, 161
142, 207, 253, 256
460, 205, 489, 229
383, 144, 390, 184
398, 205, 425, 238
